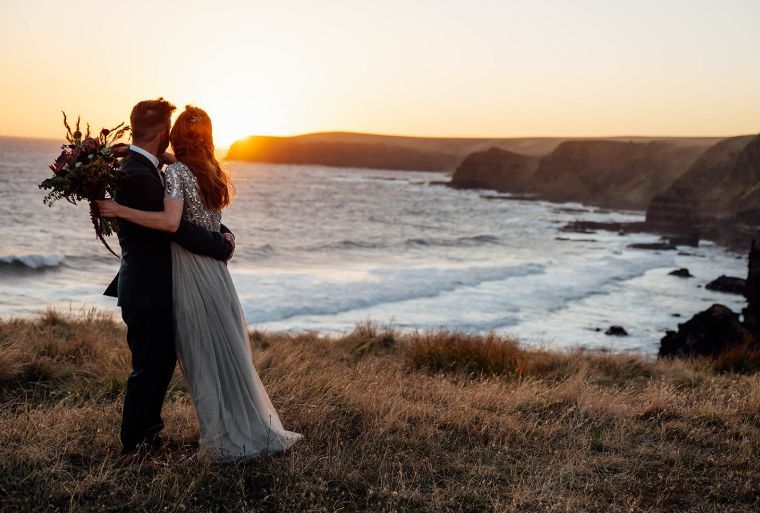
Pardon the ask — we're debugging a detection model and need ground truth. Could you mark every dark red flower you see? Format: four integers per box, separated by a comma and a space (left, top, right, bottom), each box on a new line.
49, 150, 71, 174
83, 137, 97, 151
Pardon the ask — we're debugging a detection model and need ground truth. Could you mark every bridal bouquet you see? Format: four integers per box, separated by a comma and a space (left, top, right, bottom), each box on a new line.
39, 113, 130, 256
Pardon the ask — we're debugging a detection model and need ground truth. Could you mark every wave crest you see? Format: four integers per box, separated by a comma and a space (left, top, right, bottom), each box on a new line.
0, 253, 65, 270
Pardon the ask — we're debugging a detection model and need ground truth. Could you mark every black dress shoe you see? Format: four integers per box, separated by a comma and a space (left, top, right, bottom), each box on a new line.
145, 435, 166, 451
120, 444, 138, 456
145, 434, 163, 444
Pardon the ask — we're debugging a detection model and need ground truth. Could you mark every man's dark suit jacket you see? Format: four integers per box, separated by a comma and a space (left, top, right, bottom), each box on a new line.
103, 149, 233, 307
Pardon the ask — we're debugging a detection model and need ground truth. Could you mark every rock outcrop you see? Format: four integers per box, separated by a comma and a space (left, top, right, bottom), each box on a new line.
605, 326, 628, 336
449, 147, 538, 192
659, 240, 760, 358
658, 304, 752, 358
705, 275, 746, 295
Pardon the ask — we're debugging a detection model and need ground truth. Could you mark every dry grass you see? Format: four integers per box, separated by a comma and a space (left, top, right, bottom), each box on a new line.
0, 311, 758, 512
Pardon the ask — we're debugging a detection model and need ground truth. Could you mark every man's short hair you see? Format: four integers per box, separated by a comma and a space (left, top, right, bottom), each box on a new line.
130, 97, 176, 141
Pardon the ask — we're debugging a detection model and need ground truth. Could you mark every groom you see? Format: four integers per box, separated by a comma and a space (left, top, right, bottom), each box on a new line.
103, 97, 235, 457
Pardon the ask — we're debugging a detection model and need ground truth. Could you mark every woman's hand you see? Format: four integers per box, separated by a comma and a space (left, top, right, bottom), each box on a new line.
96, 199, 122, 218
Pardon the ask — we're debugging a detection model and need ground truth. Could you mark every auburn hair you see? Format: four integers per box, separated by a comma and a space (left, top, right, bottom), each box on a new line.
170, 106, 235, 210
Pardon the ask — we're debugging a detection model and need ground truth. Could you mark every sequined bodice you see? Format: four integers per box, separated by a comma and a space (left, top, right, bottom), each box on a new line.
164, 162, 222, 231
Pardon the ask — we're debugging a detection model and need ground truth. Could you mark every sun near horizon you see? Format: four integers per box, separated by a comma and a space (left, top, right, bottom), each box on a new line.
1, 0, 760, 149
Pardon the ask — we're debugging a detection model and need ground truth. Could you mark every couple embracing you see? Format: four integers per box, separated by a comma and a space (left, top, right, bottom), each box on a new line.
98, 98, 303, 462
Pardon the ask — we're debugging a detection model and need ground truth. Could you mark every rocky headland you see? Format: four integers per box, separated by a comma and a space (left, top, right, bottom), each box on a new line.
448, 147, 539, 192
226, 132, 568, 172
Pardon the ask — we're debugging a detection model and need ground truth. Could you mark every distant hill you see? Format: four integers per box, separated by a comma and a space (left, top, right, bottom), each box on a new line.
225, 131, 658, 172
226, 132, 575, 171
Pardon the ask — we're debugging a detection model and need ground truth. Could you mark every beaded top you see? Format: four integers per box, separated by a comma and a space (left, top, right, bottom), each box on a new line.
164, 162, 222, 232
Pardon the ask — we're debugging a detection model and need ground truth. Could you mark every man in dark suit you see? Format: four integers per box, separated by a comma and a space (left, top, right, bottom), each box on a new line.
103, 98, 235, 457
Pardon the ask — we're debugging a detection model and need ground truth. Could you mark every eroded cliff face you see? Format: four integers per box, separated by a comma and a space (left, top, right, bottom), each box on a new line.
645, 135, 760, 248
449, 147, 538, 192
529, 141, 706, 209
449, 139, 709, 209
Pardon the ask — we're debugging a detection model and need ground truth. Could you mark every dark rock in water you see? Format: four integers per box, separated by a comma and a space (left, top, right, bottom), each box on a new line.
659, 304, 752, 358
743, 239, 760, 337
667, 233, 700, 247
479, 193, 540, 201
705, 275, 746, 295
669, 268, 693, 278
555, 237, 598, 243
672, 313, 681, 317
629, 242, 676, 250
553, 207, 590, 214
605, 326, 628, 336
561, 220, 648, 234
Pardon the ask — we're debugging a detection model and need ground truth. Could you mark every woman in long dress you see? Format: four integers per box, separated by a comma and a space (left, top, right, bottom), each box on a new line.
98, 106, 303, 462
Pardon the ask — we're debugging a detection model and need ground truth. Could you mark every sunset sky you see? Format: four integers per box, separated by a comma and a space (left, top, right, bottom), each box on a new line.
1, 0, 759, 147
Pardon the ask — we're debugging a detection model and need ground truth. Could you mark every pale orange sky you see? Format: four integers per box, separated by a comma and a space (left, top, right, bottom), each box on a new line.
1, 0, 759, 147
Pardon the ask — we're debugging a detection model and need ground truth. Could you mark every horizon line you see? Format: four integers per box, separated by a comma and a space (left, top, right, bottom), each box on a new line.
1, 129, 756, 146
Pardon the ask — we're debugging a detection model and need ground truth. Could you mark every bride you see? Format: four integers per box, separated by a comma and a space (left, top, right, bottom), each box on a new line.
97, 106, 303, 462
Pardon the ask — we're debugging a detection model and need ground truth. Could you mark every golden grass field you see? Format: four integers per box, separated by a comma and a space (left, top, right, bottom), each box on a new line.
1, 309, 758, 512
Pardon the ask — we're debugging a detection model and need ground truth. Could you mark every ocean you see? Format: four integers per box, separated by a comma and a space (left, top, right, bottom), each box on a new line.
0, 136, 748, 356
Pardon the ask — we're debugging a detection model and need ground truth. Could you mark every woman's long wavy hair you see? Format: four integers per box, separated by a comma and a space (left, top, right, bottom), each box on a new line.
170, 106, 234, 210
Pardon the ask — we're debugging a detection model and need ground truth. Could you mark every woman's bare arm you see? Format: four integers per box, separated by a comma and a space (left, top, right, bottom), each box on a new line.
96, 198, 184, 232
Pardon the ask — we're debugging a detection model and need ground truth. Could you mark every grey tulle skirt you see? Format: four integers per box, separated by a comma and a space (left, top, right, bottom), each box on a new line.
170, 242, 303, 462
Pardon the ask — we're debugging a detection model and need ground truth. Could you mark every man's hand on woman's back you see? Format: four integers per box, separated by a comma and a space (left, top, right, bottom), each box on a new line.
223, 233, 235, 262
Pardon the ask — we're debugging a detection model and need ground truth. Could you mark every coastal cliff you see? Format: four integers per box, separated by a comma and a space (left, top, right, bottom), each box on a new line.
450, 139, 711, 209
530, 140, 706, 209
646, 135, 760, 248
449, 147, 538, 192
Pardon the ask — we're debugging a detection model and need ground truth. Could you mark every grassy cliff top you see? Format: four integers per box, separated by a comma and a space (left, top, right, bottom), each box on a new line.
1, 310, 758, 512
